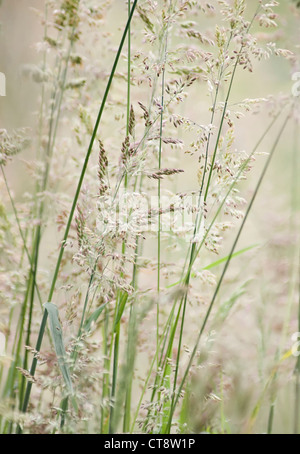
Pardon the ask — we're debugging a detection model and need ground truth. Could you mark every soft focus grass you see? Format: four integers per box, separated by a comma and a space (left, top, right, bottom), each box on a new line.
0, 0, 299, 434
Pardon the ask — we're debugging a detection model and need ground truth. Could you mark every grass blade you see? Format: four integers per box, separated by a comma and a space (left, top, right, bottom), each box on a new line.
44, 303, 73, 396
167, 244, 260, 288
83, 302, 109, 333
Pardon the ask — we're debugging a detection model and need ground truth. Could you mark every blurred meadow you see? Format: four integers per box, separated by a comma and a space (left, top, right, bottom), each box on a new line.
0, 0, 299, 434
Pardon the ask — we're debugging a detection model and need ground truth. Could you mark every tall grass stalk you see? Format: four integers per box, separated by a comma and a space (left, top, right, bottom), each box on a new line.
18, 0, 138, 430
109, 1, 134, 426
142, 106, 283, 433
0, 166, 43, 307
144, 4, 263, 432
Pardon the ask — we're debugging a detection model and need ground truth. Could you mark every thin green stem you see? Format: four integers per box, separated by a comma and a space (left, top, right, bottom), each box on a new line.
157, 26, 168, 357
124, 0, 131, 189
121, 0, 133, 432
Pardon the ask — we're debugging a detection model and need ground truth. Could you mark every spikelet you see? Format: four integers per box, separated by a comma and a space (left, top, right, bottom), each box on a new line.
147, 168, 184, 180
128, 105, 136, 137
75, 205, 85, 249
98, 140, 108, 196
121, 136, 131, 166
138, 102, 152, 127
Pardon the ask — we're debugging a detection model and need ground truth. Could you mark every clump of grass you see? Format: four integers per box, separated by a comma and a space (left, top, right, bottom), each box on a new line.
0, 0, 299, 435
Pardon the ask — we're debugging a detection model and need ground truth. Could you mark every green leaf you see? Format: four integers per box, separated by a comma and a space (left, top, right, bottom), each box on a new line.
114, 292, 129, 330
83, 301, 109, 332
44, 302, 74, 396
167, 244, 260, 288
202, 244, 260, 271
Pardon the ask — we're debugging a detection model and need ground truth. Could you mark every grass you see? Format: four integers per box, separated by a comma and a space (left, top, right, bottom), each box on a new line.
0, 0, 299, 435
20, 0, 138, 426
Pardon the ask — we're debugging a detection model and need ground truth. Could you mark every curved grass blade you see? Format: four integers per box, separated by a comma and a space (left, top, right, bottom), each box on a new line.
44, 303, 73, 397
167, 244, 260, 288
114, 292, 129, 331
83, 302, 109, 333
